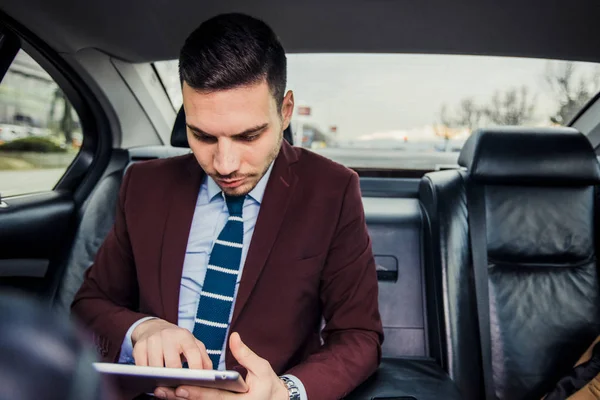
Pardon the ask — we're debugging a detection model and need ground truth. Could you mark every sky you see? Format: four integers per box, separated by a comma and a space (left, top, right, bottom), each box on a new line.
156, 53, 600, 143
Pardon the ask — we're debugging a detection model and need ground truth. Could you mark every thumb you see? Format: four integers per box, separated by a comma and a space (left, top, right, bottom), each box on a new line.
230, 332, 269, 376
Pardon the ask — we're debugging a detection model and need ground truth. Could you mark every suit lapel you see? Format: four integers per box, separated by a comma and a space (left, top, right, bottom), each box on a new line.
230, 142, 299, 328
159, 155, 205, 324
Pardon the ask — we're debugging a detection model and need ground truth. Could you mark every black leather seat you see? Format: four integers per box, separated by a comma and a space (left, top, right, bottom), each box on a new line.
420, 127, 600, 400
347, 358, 462, 399
52, 149, 130, 315
53, 111, 190, 313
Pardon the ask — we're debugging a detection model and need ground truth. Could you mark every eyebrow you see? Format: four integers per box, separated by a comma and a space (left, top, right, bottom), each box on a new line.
186, 123, 269, 138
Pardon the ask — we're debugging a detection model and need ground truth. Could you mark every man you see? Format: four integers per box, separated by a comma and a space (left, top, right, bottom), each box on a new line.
72, 13, 383, 400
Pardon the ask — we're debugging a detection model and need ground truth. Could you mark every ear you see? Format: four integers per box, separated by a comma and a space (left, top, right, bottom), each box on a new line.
281, 90, 294, 131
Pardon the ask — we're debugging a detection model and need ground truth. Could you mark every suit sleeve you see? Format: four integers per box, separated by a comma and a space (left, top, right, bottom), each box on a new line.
71, 163, 152, 362
285, 171, 384, 400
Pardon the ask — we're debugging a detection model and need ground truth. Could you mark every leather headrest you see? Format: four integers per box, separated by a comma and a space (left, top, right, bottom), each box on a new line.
171, 106, 189, 148
458, 127, 600, 185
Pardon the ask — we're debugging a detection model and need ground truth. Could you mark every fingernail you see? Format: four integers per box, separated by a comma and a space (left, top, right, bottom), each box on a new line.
155, 390, 166, 399
176, 388, 189, 398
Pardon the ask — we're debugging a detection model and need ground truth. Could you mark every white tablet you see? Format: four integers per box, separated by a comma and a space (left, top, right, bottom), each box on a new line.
93, 363, 249, 394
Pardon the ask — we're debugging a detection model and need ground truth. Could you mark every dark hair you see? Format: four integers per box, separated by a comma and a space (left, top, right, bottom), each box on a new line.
179, 13, 287, 110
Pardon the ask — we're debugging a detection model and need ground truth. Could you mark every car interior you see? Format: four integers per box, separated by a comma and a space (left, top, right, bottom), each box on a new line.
2, 1, 600, 399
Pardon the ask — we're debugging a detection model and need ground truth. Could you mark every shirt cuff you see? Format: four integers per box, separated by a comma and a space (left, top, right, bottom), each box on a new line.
281, 374, 308, 400
118, 316, 156, 364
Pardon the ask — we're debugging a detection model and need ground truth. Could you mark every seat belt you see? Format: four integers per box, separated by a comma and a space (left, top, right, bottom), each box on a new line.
466, 182, 497, 400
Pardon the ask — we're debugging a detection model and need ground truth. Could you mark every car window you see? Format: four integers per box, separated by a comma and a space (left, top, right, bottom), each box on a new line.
0, 50, 81, 196
155, 54, 600, 172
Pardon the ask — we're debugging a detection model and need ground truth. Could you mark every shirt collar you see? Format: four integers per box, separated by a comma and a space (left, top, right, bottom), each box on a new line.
206, 161, 274, 204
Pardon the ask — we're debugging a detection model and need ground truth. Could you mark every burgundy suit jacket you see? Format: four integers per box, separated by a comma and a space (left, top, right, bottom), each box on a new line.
72, 141, 383, 400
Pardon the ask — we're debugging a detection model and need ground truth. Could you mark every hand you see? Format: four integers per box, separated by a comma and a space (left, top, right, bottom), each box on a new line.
131, 318, 212, 369
154, 332, 289, 400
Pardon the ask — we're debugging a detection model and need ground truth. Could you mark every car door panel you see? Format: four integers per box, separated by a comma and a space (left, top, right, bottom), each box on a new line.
0, 192, 75, 291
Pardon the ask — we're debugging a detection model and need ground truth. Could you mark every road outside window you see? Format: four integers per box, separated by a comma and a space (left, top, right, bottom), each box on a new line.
0, 50, 81, 197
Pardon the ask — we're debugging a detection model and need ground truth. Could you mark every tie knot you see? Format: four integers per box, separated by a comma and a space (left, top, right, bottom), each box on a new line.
225, 195, 245, 216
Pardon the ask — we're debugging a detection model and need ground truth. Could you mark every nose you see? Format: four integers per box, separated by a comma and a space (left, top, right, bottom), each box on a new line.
213, 139, 240, 177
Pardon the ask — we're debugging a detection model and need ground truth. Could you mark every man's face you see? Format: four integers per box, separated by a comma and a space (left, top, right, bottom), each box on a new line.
183, 80, 294, 197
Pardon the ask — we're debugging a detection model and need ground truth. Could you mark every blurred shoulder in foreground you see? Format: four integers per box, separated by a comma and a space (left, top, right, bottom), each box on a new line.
0, 291, 116, 400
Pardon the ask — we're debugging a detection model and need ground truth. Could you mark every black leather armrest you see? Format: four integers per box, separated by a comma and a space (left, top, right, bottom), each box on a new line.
346, 358, 463, 400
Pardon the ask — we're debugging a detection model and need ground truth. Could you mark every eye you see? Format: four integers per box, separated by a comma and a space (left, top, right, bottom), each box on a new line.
239, 133, 261, 142
193, 132, 217, 143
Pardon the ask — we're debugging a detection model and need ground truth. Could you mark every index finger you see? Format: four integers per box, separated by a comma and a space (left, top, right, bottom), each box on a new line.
179, 338, 208, 369
194, 340, 214, 370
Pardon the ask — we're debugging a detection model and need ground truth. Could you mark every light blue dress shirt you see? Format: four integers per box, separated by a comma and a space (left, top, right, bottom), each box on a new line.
118, 162, 307, 398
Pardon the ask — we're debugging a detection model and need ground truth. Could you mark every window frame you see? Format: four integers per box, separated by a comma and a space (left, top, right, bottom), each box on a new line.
0, 10, 112, 204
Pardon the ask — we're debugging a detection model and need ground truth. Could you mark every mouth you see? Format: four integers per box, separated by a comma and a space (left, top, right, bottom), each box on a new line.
217, 177, 246, 189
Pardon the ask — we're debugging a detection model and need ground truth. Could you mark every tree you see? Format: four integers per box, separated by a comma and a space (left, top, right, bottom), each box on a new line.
482, 86, 536, 125
546, 62, 600, 125
48, 87, 76, 146
437, 98, 482, 131
434, 105, 456, 151
455, 98, 482, 132
435, 99, 482, 151
434, 97, 482, 150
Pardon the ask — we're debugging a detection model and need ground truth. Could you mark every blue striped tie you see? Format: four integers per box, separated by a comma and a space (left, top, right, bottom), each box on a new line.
192, 194, 245, 368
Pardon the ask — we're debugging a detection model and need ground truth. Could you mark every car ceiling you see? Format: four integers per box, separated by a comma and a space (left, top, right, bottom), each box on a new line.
1, 0, 600, 64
